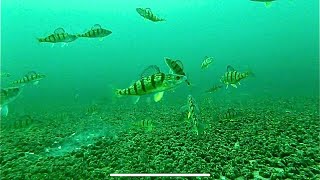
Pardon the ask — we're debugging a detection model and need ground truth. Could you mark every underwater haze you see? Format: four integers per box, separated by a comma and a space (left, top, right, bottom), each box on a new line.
1, 0, 319, 179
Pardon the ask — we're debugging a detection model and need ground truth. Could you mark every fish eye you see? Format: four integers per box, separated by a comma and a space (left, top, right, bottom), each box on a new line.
175, 76, 181, 80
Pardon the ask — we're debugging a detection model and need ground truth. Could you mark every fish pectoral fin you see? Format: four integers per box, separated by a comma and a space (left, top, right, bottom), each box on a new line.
187, 111, 191, 119
1, 105, 9, 117
231, 84, 238, 88
153, 91, 164, 102
265, 2, 272, 7
133, 96, 141, 104
33, 81, 39, 85
238, 82, 241, 85
99, 38, 104, 41
61, 43, 67, 47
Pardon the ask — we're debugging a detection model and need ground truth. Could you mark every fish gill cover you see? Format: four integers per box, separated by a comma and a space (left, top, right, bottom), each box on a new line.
0, 0, 319, 179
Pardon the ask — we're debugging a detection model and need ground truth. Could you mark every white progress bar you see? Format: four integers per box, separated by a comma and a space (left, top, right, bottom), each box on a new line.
110, 174, 210, 177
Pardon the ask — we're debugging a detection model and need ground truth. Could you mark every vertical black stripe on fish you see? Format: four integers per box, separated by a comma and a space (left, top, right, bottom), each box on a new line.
89, 30, 94, 37
229, 72, 232, 82
151, 74, 156, 88
235, 71, 239, 81
171, 61, 178, 70
63, 33, 67, 39
140, 79, 146, 92
57, 34, 62, 40
160, 73, 165, 83
49, 35, 55, 42
142, 120, 145, 127
133, 82, 138, 94
23, 76, 28, 83
127, 87, 131, 95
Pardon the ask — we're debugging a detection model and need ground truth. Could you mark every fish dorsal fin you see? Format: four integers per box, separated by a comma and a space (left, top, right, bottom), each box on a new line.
54, 28, 65, 34
227, 65, 235, 72
140, 65, 161, 78
175, 60, 184, 70
204, 56, 209, 60
92, 24, 102, 30
26, 71, 37, 76
164, 57, 172, 65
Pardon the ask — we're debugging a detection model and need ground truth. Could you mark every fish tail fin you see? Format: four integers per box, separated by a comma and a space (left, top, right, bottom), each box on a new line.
246, 70, 255, 78
115, 89, 123, 97
37, 38, 45, 43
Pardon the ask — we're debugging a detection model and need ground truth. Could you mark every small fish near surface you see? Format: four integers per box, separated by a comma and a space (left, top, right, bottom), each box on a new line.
164, 57, 191, 86
12, 71, 46, 86
136, 8, 165, 22
201, 56, 214, 70
37, 28, 78, 47
220, 65, 253, 89
1, 86, 23, 117
205, 84, 223, 93
76, 24, 112, 41
115, 72, 187, 103
250, 0, 276, 7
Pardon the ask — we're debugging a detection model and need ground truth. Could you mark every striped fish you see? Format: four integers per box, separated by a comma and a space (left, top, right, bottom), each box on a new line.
220, 65, 252, 89
180, 95, 206, 135
1, 87, 23, 117
134, 118, 154, 132
12, 71, 46, 86
201, 56, 214, 69
220, 108, 238, 120
186, 95, 200, 120
164, 57, 191, 86
77, 24, 112, 40
136, 8, 165, 22
37, 28, 77, 44
205, 84, 223, 93
116, 72, 186, 103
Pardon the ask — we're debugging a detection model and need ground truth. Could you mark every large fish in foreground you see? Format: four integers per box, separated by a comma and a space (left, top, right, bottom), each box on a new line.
116, 73, 186, 103
1, 87, 23, 117
136, 8, 165, 22
37, 28, 78, 46
164, 57, 191, 86
220, 65, 253, 89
